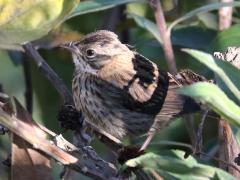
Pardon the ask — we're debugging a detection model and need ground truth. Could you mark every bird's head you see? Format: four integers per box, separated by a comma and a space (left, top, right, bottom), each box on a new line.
60, 30, 132, 75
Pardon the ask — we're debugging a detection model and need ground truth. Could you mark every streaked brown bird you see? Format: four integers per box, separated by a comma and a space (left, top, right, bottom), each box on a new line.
61, 30, 205, 140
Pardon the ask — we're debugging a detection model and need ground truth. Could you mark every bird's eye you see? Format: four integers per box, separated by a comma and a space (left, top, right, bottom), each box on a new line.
86, 49, 96, 58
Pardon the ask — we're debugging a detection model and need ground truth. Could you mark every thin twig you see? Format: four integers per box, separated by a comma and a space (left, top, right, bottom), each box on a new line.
194, 110, 209, 154
148, 0, 177, 74
139, 132, 155, 151
23, 55, 33, 113
184, 115, 197, 146
150, 170, 163, 180
22, 43, 73, 104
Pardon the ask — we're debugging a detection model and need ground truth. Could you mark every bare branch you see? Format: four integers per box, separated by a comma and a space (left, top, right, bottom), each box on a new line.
0, 100, 118, 180
23, 55, 33, 113
148, 0, 177, 74
22, 43, 73, 104
184, 115, 197, 147
194, 110, 209, 154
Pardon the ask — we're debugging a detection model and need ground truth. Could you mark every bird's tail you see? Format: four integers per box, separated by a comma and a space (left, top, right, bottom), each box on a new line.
139, 69, 209, 151
151, 69, 207, 131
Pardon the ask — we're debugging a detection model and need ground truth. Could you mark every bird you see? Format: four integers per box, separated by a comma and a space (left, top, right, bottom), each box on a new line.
60, 30, 205, 140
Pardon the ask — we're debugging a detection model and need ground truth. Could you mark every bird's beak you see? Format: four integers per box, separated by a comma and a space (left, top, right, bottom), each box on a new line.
59, 41, 77, 52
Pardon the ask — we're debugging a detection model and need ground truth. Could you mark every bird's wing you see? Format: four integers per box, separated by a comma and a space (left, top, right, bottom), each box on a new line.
120, 53, 169, 115
113, 53, 202, 116
119, 54, 205, 129
99, 53, 204, 127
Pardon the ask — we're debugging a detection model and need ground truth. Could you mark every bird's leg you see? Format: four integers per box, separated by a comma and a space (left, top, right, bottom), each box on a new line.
57, 103, 94, 146
139, 129, 157, 152
73, 119, 95, 147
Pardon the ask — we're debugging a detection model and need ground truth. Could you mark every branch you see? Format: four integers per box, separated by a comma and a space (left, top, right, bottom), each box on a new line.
194, 110, 209, 155
22, 43, 73, 104
22, 55, 33, 113
0, 99, 118, 180
184, 115, 197, 147
148, 0, 177, 74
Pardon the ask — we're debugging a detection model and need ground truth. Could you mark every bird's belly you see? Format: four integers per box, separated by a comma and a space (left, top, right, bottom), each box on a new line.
72, 75, 154, 138
72, 76, 128, 138
77, 93, 129, 138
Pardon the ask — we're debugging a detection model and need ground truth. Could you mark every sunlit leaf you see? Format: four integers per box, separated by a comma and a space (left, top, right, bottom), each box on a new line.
178, 82, 240, 126
183, 49, 240, 103
67, 0, 146, 20
0, 0, 79, 46
124, 151, 236, 180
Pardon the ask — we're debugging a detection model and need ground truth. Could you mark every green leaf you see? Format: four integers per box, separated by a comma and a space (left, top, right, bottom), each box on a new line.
0, 0, 79, 46
128, 14, 216, 48
127, 13, 162, 43
178, 82, 240, 126
67, 0, 146, 20
172, 26, 216, 49
169, 2, 240, 32
182, 49, 240, 103
196, 12, 218, 30
124, 151, 236, 180
209, 24, 240, 51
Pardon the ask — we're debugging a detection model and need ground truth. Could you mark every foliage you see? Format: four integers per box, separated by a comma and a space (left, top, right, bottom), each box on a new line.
179, 82, 240, 125
0, 0, 79, 45
124, 151, 236, 180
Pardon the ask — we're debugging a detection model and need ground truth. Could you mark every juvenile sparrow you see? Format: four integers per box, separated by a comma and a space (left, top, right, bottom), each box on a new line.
61, 30, 204, 139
